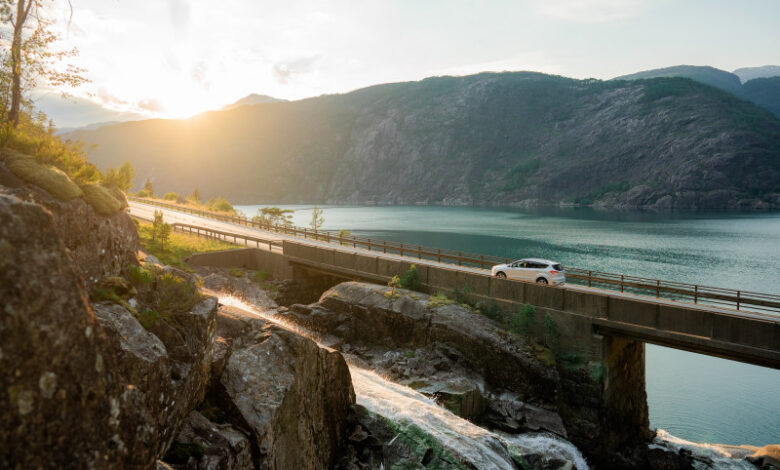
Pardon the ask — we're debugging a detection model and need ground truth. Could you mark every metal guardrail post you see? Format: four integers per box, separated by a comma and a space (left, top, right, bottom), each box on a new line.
588, 271, 592, 287
418, 247, 422, 259
383, 241, 387, 253
621, 275, 624, 293
737, 291, 741, 310
438, 249, 441, 263
656, 280, 660, 298
694, 285, 698, 304
458, 252, 462, 266
400, 243, 404, 257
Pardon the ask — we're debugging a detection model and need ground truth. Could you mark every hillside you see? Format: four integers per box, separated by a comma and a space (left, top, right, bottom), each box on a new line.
743, 77, 780, 118
613, 65, 744, 96
70, 72, 780, 210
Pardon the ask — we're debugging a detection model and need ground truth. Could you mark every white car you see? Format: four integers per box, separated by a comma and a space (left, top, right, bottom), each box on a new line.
491, 258, 565, 285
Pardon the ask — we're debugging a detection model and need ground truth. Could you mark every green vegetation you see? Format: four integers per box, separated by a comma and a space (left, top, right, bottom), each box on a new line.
80, 183, 123, 215
506, 304, 536, 337
252, 270, 270, 284
188, 187, 202, 204
163, 192, 180, 201
205, 196, 235, 213
151, 210, 171, 249
399, 264, 421, 291
309, 205, 324, 232
229, 268, 244, 277
338, 229, 351, 245
426, 293, 455, 309
501, 158, 542, 191
135, 218, 236, 268
253, 207, 294, 226
102, 162, 135, 192
381, 419, 467, 470
384, 275, 401, 300
542, 313, 560, 351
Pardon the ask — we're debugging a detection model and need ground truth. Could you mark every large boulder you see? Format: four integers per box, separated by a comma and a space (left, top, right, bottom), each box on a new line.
0, 193, 133, 468
93, 296, 218, 465
165, 411, 253, 470
212, 307, 355, 469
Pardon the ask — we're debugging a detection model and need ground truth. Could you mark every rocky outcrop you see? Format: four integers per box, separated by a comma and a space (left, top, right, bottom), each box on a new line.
280, 282, 564, 437
0, 161, 138, 286
204, 307, 355, 470
0, 193, 137, 468
165, 411, 253, 470
93, 296, 218, 465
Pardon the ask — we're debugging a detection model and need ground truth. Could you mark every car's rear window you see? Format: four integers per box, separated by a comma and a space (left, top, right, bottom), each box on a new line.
552, 264, 563, 271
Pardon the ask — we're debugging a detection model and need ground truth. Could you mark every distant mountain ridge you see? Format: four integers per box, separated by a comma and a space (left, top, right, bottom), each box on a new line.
69, 71, 780, 210
614, 64, 780, 118
223, 94, 287, 109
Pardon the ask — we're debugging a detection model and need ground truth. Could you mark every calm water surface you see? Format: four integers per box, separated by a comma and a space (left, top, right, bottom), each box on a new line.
237, 204, 780, 446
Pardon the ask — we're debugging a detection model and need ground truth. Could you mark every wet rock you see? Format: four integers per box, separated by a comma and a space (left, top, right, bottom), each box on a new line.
214, 307, 355, 469
165, 410, 252, 470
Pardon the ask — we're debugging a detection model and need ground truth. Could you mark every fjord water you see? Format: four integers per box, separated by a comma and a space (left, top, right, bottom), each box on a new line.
237, 204, 780, 446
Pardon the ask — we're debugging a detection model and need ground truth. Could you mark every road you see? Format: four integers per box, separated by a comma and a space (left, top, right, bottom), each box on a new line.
128, 201, 779, 323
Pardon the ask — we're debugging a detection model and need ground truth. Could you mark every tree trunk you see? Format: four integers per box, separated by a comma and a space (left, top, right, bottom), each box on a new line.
8, 0, 28, 127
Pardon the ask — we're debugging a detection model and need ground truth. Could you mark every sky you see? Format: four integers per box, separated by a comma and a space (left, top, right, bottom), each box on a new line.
31, 0, 780, 128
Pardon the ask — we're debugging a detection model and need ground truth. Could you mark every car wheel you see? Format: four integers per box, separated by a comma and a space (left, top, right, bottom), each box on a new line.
496, 272, 507, 278
536, 277, 548, 285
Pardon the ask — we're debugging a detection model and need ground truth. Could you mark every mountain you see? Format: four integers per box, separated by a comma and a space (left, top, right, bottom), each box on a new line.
743, 77, 780, 119
733, 65, 780, 83
613, 65, 744, 96
223, 93, 287, 109
68, 72, 780, 210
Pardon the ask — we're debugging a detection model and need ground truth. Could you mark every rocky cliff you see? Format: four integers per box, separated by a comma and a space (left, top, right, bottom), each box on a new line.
70, 71, 780, 210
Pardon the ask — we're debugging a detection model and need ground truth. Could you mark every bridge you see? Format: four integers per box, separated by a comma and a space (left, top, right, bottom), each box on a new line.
130, 198, 780, 451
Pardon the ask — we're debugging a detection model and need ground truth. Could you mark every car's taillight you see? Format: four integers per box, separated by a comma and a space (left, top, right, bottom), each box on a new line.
549, 270, 559, 275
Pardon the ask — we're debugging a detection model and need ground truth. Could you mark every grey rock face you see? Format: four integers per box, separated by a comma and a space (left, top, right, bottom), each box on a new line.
167, 411, 253, 470
212, 307, 355, 470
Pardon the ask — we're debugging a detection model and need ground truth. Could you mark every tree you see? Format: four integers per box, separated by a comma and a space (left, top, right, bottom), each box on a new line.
151, 209, 171, 248
143, 178, 154, 193
309, 205, 324, 232
253, 207, 293, 226
102, 161, 134, 192
188, 188, 201, 205
1, 0, 89, 126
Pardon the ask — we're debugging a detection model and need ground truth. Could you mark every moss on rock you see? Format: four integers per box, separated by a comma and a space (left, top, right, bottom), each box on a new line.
5, 151, 83, 201
80, 183, 123, 215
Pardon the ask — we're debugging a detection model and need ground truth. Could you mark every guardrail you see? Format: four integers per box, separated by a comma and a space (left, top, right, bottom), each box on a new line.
132, 197, 780, 315
171, 223, 282, 251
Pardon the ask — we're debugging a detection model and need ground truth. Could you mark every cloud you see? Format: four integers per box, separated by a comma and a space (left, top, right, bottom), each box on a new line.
168, 0, 191, 38
96, 87, 129, 107
533, 0, 648, 23
272, 55, 320, 84
138, 98, 165, 112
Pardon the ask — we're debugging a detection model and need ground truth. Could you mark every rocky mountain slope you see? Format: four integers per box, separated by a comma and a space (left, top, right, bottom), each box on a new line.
614, 65, 745, 95
69, 71, 780, 210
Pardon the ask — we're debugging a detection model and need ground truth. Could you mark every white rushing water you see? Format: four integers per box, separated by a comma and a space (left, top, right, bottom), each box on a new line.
217, 295, 589, 469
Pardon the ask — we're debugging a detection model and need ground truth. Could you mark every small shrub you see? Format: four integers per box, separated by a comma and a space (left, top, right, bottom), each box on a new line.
229, 268, 244, 277
80, 183, 123, 215
507, 303, 536, 336
543, 313, 560, 351
163, 192, 180, 201
404, 350, 416, 359
452, 284, 472, 306
252, 271, 270, 284
385, 275, 401, 300
128, 265, 153, 285
153, 271, 201, 315
137, 309, 159, 329
135, 188, 153, 198
206, 197, 234, 213
478, 302, 503, 323
399, 264, 421, 291
338, 229, 351, 246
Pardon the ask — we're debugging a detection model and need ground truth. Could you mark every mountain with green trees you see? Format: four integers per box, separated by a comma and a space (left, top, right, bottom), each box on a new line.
613, 65, 745, 96
68, 71, 780, 210
742, 77, 780, 118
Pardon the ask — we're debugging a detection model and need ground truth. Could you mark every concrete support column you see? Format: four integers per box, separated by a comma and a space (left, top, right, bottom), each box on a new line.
601, 334, 651, 449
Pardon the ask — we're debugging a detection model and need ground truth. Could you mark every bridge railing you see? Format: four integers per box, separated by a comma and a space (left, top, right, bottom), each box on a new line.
171, 223, 282, 251
132, 197, 780, 315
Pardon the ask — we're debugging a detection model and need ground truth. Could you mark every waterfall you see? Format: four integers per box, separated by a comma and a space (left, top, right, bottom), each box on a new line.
217, 294, 590, 469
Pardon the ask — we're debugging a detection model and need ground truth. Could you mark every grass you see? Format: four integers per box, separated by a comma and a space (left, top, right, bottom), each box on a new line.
80, 183, 123, 215
134, 195, 239, 215
4, 151, 84, 200
229, 267, 244, 277
135, 218, 237, 268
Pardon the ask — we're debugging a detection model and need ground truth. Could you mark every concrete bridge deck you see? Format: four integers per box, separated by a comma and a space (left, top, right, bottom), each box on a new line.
129, 201, 780, 369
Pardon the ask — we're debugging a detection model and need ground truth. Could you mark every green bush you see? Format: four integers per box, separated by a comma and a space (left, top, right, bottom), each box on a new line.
153, 270, 201, 315
135, 188, 153, 198
206, 197, 234, 213
399, 264, 421, 291
163, 192, 180, 201
452, 284, 472, 306
128, 265, 154, 285
543, 313, 560, 351
252, 271, 270, 284
507, 304, 536, 336
229, 268, 244, 277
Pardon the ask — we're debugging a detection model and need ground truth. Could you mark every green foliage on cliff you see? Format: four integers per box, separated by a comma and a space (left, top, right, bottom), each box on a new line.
80, 183, 123, 215
507, 304, 536, 336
